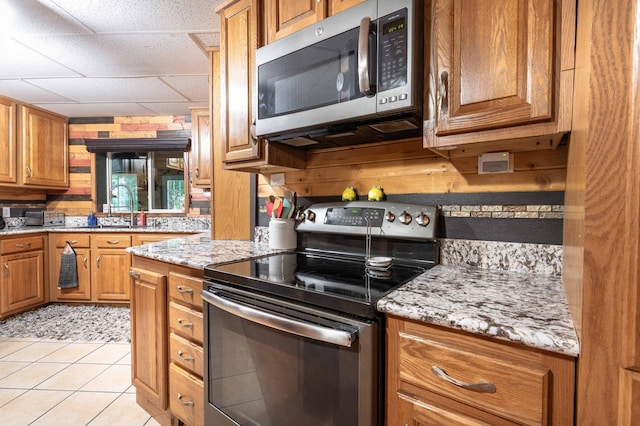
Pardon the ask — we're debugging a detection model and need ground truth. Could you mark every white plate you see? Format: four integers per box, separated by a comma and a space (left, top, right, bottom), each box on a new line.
366, 256, 393, 268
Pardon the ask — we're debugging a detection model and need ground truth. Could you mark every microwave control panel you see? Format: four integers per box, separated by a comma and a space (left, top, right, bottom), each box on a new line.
378, 8, 408, 92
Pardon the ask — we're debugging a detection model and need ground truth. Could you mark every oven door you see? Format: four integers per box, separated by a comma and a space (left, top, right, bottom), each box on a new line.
202, 284, 380, 426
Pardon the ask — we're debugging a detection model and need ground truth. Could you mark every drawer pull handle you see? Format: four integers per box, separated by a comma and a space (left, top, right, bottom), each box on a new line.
178, 350, 194, 362
15, 243, 31, 248
177, 286, 193, 294
96, 255, 101, 268
83, 256, 88, 269
70, 240, 78, 244
431, 366, 496, 393
129, 270, 141, 279
177, 393, 194, 406
107, 240, 120, 245
177, 318, 193, 328
3, 263, 8, 278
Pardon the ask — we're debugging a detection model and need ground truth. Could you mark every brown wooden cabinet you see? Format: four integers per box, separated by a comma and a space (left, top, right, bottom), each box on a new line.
216, 0, 305, 173
190, 108, 212, 188
0, 234, 46, 317
0, 97, 17, 184
49, 234, 91, 301
424, 0, 575, 149
20, 105, 69, 187
91, 234, 131, 302
386, 316, 575, 426
264, 0, 365, 43
130, 262, 169, 425
130, 255, 205, 426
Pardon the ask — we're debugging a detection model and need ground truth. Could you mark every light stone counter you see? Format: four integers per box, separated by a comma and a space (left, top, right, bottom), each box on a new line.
377, 264, 579, 357
127, 233, 278, 269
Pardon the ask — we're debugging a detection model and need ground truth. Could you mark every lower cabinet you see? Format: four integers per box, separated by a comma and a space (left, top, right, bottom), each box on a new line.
386, 316, 576, 426
130, 255, 204, 426
0, 234, 46, 317
49, 232, 193, 304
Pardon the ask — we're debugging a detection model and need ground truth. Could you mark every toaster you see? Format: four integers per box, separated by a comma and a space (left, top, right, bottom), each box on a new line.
25, 210, 65, 226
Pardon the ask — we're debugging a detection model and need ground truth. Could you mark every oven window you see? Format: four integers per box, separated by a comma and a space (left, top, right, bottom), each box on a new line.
207, 302, 361, 426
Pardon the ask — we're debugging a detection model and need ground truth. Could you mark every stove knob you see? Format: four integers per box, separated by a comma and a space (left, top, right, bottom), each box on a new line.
398, 211, 412, 225
416, 213, 431, 227
306, 210, 316, 222
385, 211, 396, 222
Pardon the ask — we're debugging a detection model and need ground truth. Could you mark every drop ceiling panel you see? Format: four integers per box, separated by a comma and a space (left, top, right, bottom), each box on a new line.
29, 77, 187, 102
2, 0, 93, 36
16, 33, 209, 77
0, 39, 80, 78
160, 75, 209, 102
0, 80, 74, 103
50, 0, 222, 33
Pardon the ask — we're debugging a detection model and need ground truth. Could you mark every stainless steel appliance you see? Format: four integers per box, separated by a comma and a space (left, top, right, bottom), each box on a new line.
255, 0, 423, 149
25, 210, 65, 226
203, 201, 439, 426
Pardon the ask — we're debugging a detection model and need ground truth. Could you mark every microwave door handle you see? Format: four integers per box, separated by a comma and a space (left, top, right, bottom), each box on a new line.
358, 16, 374, 96
202, 290, 357, 348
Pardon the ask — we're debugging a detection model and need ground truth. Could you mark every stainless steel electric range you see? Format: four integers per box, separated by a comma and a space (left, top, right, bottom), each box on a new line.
202, 201, 439, 426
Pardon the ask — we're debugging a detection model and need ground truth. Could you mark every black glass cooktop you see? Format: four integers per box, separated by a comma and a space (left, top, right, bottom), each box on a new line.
205, 252, 429, 318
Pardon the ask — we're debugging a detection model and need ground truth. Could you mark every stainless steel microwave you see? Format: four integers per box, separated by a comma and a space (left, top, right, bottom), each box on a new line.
255, 0, 423, 150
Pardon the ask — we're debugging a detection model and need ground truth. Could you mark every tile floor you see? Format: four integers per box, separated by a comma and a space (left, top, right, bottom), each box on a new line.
0, 336, 159, 426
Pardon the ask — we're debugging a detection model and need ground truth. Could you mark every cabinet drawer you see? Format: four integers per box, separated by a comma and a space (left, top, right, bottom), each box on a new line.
169, 301, 203, 344
92, 234, 131, 248
1, 235, 44, 255
169, 272, 203, 309
51, 233, 90, 248
398, 332, 549, 425
170, 332, 204, 378
169, 363, 204, 426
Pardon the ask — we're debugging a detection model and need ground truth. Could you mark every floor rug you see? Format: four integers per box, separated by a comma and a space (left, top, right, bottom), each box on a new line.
0, 304, 130, 342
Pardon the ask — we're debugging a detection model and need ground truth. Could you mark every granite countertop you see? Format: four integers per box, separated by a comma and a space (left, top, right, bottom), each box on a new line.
377, 264, 579, 357
126, 233, 279, 269
128, 234, 579, 357
0, 225, 201, 235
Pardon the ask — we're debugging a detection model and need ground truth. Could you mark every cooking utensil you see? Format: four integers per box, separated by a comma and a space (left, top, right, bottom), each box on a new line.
273, 197, 283, 218
281, 198, 292, 219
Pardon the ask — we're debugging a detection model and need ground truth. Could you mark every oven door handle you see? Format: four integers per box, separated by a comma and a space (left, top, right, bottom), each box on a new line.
202, 290, 358, 348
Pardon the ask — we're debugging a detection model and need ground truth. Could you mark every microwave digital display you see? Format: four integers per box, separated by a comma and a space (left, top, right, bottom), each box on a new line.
383, 17, 405, 35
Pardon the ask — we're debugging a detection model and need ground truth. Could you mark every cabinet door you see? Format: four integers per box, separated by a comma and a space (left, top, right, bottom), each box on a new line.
328, 0, 365, 15
265, 0, 326, 43
130, 266, 168, 409
432, 0, 555, 137
218, 0, 261, 163
0, 98, 17, 184
191, 108, 212, 187
21, 105, 69, 187
1, 250, 45, 315
51, 247, 91, 301
92, 248, 131, 301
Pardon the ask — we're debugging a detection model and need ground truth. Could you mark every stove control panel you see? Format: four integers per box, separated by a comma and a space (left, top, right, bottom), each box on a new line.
296, 201, 437, 240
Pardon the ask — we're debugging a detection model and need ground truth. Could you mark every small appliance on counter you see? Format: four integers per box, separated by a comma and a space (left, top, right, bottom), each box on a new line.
25, 210, 65, 226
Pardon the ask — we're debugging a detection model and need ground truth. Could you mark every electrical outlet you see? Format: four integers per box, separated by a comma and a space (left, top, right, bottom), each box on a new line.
270, 173, 285, 186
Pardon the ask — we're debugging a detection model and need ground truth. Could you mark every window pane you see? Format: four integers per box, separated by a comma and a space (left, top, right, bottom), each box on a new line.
151, 152, 185, 211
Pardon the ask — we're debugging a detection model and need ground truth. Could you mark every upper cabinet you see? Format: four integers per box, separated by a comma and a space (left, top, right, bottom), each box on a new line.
0, 97, 68, 189
264, 0, 365, 44
21, 105, 69, 188
424, 0, 576, 149
190, 108, 212, 188
216, 0, 305, 173
0, 98, 17, 184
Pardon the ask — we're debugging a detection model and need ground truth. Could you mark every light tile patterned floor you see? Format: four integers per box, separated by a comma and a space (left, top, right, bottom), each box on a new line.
0, 336, 159, 426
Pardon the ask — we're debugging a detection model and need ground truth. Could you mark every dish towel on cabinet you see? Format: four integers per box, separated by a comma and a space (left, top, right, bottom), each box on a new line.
58, 242, 79, 289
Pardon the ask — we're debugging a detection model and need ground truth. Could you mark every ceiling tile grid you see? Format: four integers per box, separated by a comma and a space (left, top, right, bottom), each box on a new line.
0, 0, 223, 117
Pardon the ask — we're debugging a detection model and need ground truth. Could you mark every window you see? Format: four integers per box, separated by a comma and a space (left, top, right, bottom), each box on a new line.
96, 151, 188, 213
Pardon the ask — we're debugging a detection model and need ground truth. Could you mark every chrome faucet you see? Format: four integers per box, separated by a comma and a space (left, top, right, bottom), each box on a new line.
110, 184, 136, 226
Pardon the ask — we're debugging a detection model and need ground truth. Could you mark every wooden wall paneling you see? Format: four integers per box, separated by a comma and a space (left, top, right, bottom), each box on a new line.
0, 188, 46, 201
